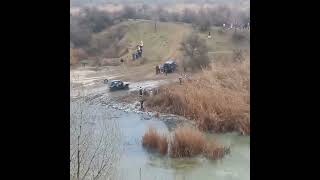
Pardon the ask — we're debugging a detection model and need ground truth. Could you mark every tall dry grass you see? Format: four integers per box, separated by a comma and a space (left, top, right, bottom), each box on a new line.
146, 59, 250, 135
204, 140, 229, 160
169, 126, 206, 158
142, 127, 168, 155
142, 126, 228, 159
158, 135, 168, 155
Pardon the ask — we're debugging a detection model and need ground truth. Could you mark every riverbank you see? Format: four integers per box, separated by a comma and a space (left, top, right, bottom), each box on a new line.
145, 59, 250, 135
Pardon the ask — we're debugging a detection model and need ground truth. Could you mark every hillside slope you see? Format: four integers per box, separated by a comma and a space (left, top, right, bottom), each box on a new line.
111, 20, 249, 64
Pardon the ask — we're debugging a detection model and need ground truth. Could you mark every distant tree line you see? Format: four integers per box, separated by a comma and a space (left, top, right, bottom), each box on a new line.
71, 5, 249, 48
119, 4, 249, 32
70, 4, 249, 65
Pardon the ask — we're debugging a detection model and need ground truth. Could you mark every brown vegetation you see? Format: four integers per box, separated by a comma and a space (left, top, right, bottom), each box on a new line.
158, 135, 168, 155
169, 126, 206, 158
180, 33, 210, 70
204, 140, 229, 160
142, 127, 168, 155
146, 59, 250, 135
142, 126, 228, 159
70, 48, 87, 65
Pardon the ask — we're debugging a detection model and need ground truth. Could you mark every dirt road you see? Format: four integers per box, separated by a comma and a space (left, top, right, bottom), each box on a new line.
70, 65, 180, 107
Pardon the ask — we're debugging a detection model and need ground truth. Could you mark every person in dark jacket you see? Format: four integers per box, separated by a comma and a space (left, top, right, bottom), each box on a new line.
132, 53, 136, 60
140, 99, 144, 110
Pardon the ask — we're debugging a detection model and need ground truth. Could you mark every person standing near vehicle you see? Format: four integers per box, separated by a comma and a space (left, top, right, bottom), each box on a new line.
140, 99, 144, 110
139, 86, 144, 110
137, 46, 141, 58
140, 41, 143, 52
139, 87, 143, 96
132, 53, 136, 60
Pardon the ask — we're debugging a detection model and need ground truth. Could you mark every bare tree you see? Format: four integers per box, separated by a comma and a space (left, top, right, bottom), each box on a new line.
153, 5, 165, 32
70, 89, 122, 180
70, 16, 92, 48
87, 24, 128, 58
70, 7, 114, 48
142, 4, 149, 15
180, 32, 210, 70
195, 9, 211, 32
122, 5, 137, 20
181, 8, 197, 24
80, 7, 114, 33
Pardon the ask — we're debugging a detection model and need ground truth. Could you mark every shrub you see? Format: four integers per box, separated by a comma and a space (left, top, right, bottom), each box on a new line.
142, 127, 229, 159
232, 32, 247, 43
204, 140, 229, 160
70, 48, 87, 65
180, 32, 210, 70
142, 127, 168, 155
142, 127, 159, 149
169, 127, 206, 158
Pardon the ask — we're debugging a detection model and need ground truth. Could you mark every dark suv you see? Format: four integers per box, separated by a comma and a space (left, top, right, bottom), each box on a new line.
163, 60, 177, 73
109, 80, 129, 91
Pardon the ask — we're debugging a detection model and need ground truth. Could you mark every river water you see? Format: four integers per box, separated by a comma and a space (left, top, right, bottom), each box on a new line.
70, 100, 249, 180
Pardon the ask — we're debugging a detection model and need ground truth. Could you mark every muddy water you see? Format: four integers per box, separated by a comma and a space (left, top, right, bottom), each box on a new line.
71, 100, 249, 180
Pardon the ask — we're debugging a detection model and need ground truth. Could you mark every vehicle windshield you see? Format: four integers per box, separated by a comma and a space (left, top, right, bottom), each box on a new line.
110, 81, 119, 86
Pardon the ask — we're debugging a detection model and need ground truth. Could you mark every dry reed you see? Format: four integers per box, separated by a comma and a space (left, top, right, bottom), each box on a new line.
142, 127, 168, 155
146, 59, 250, 135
